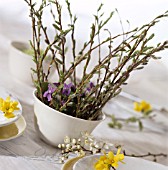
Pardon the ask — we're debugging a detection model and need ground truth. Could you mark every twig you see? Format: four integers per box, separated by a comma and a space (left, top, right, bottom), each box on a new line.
124, 150, 167, 162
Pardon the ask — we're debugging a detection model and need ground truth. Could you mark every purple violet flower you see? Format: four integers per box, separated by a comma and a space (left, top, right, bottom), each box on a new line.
86, 82, 95, 92
61, 100, 65, 106
43, 84, 56, 101
62, 83, 74, 96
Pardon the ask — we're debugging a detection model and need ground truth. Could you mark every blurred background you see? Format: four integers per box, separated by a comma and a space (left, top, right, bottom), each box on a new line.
0, 0, 168, 63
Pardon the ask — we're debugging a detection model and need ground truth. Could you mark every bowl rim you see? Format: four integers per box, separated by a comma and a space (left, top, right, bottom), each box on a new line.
33, 89, 106, 122
73, 154, 168, 170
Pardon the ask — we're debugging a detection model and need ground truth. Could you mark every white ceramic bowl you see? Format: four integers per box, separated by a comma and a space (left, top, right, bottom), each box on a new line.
9, 41, 35, 85
9, 41, 55, 86
73, 154, 168, 170
33, 91, 105, 146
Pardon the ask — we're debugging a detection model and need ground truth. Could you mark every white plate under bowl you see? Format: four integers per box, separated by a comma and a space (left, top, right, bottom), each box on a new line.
0, 115, 26, 141
0, 86, 22, 127
73, 154, 168, 170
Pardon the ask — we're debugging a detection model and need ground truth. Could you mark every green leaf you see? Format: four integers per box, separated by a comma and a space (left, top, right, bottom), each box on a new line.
49, 0, 55, 4
143, 46, 153, 52
127, 117, 137, 123
60, 28, 73, 36
54, 45, 62, 51
100, 11, 114, 29
157, 43, 161, 47
41, 82, 49, 93
108, 122, 115, 128
136, 66, 144, 70
55, 58, 63, 64
148, 33, 155, 41
143, 110, 152, 117
151, 56, 161, 60
73, 15, 77, 23
59, 71, 65, 82
123, 41, 131, 49
90, 24, 96, 40
97, 3, 103, 12
100, 12, 104, 18
117, 122, 122, 129
94, 15, 98, 22
33, 81, 41, 94
31, 68, 37, 73
138, 120, 143, 131
53, 23, 60, 30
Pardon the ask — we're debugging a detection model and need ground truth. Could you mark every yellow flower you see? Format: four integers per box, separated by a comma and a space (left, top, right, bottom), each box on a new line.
134, 100, 152, 113
106, 148, 124, 168
94, 160, 109, 170
94, 154, 110, 170
0, 96, 19, 119
113, 148, 125, 167
94, 148, 125, 170
4, 112, 15, 119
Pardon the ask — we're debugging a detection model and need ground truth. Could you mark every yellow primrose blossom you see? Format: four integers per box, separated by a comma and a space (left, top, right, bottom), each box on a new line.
134, 100, 152, 113
94, 148, 125, 170
0, 96, 19, 119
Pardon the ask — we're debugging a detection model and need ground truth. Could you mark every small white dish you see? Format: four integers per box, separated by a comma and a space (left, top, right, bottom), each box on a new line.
8, 41, 55, 86
61, 156, 84, 170
73, 154, 168, 170
0, 115, 26, 141
9, 41, 35, 86
0, 86, 22, 127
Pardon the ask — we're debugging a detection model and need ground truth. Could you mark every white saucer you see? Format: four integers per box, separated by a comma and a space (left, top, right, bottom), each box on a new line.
0, 86, 22, 127
73, 154, 168, 170
61, 156, 84, 170
0, 115, 26, 141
